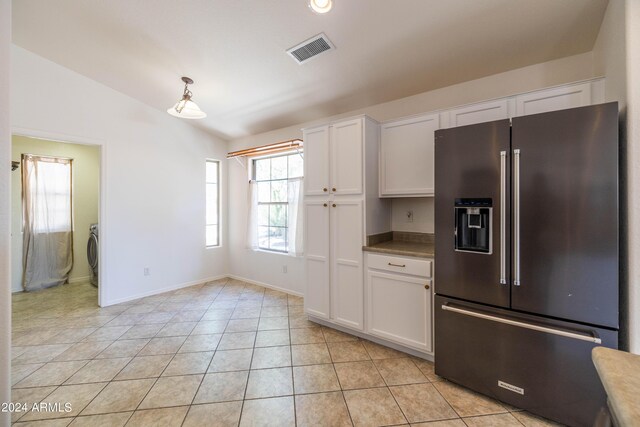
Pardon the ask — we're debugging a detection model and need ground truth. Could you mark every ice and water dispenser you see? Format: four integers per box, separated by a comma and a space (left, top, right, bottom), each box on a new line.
454, 198, 492, 254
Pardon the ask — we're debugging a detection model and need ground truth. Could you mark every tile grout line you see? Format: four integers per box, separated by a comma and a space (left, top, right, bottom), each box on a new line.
236, 282, 262, 427
179, 278, 229, 427
287, 302, 298, 427
13, 280, 502, 427
329, 347, 356, 427
430, 378, 465, 421
81, 282, 224, 422
367, 346, 411, 426
11, 378, 60, 423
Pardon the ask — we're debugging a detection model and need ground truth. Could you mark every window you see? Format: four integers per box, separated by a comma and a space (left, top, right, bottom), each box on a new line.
22, 155, 73, 233
206, 160, 220, 247
252, 152, 303, 252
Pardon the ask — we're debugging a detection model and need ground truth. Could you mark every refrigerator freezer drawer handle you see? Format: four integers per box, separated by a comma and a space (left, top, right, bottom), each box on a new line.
500, 150, 507, 285
513, 148, 521, 286
441, 304, 602, 344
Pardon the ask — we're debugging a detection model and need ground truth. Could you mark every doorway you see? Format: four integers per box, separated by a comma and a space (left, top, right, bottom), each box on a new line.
10, 134, 102, 305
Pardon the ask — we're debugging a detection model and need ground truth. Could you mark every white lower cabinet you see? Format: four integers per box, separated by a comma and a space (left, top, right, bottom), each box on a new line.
304, 199, 364, 330
331, 200, 364, 330
366, 253, 433, 354
303, 200, 331, 320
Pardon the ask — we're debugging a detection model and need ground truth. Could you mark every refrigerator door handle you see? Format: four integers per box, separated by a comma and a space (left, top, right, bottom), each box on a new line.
441, 304, 602, 344
513, 148, 521, 286
500, 150, 507, 284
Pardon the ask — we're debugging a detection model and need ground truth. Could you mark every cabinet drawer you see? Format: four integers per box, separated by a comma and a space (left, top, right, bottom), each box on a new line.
367, 253, 431, 277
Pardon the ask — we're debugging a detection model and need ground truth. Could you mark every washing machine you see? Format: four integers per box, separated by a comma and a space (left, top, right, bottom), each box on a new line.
87, 223, 99, 287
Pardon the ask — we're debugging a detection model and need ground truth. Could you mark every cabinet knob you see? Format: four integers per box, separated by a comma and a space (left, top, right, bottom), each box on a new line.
332, 187, 337, 192
323, 188, 328, 192
424, 284, 430, 290
323, 203, 327, 207
332, 203, 337, 207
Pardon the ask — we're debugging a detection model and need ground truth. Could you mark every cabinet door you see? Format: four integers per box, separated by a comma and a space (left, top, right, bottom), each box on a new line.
304, 200, 330, 319
304, 125, 330, 196
380, 114, 439, 197
330, 200, 364, 330
330, 118, 363, 195
367, 270, 432, 352
515, 82, 591, 116
449, 99, 509, 127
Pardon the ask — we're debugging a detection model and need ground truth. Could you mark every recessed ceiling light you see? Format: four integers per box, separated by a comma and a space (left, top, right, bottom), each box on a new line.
308, 0, 333, 14
167, 76, 207, 120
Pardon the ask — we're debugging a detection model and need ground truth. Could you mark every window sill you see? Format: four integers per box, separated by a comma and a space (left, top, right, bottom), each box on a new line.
251, 248, 303, 258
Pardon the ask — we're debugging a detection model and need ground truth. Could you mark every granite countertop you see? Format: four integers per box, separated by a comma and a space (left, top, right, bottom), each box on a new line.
592, 347, 640, 426
362, 231, 434, 258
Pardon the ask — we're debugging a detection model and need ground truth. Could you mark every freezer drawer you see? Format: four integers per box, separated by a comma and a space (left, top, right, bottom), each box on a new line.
434, 296, 617, 427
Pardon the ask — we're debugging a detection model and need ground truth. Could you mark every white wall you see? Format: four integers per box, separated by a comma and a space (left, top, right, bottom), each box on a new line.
0, 0, 11, 424
228, 52, 597, 294
12, 46, 229, 306
10, 136, 100, 292
625, 0, 640, 354
593, 0, 640, 354
390, 198, 434, 234
590, 0, 630, 350
594, 0, 627, 108
228, 156, 304, 295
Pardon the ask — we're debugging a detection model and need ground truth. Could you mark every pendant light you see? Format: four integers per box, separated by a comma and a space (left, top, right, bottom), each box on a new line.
308, 0, 333, 14
167, 76, 207, 119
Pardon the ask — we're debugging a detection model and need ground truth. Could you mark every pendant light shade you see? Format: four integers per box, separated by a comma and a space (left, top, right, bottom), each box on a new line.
167, 77, 207, 119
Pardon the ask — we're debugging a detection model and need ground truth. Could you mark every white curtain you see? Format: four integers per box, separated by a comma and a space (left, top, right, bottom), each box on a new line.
287, 177, 304, 256
22, 155, 74, 291
246, 180, 259, 250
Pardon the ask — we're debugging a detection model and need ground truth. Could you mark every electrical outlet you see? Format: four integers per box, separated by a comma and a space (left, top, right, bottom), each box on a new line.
144, 267, 150, 276
406, 211, 414, 222
282, 265, 288, 274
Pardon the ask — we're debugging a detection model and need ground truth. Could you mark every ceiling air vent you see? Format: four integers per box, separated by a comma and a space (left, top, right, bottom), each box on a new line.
287, 33, 335, 64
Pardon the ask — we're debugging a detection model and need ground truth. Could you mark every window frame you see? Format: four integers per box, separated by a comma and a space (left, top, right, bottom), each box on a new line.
205, 159, 220, 248
250, 150, 303, 254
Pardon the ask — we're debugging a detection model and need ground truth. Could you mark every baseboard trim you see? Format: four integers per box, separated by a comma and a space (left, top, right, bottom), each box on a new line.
226, 275, 304, 298
68, 276, 91, 284
101, 274, 303, 307
101, 274, 229, 307
308, 316, 434, 361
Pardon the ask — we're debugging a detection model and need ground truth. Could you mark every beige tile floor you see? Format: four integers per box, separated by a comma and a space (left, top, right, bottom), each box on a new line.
10, 279, 562, 426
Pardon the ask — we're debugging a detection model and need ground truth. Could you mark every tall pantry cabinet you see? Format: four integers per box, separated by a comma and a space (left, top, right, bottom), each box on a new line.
303, 116, 389, 331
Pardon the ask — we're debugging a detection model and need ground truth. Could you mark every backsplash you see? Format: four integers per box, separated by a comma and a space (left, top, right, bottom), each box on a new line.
391, 198, 434, 233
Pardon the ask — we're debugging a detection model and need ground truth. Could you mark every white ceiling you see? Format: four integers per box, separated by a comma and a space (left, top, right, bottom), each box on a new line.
12, 0, 608, 140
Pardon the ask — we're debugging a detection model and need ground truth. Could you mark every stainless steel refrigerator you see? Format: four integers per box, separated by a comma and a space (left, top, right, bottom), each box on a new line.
434, 102, 619, 427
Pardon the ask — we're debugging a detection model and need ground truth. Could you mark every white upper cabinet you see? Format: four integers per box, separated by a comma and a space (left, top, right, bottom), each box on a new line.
380, 113, 439, 197
303, 125, 330, 196
515, 82, 592, 117
448, 99, 509, 127
303, 119, 364, 197
378, 78, 604, 199
330, 118, 363, 196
